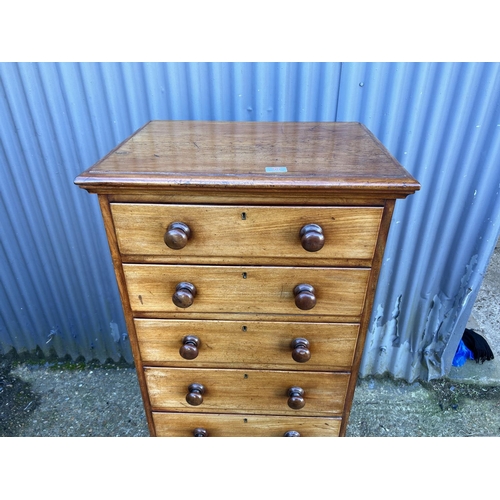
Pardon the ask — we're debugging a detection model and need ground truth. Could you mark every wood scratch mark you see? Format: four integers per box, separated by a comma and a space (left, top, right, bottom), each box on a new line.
193, 142, 199, 149
138, 295, 143, 305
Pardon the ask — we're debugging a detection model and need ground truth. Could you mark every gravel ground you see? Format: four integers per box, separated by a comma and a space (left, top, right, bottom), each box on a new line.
347, 376, 500, 437
0, 357, 149, 437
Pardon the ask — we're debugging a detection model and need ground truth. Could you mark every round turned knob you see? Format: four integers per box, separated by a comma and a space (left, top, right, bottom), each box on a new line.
172, 282, 197, 308
290, 338, 311, 363
287, 386, 305, 410
186, 383, 205, 406
299, 224, 325, 252
293, 284, 316, 310
193, 428, 208, 437
164, 222, 191, 250
283, 430, 301, 437
179, 335, 200, 360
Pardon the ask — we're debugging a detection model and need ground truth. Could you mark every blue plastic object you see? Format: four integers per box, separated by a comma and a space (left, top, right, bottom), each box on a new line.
452, 339, 475, 367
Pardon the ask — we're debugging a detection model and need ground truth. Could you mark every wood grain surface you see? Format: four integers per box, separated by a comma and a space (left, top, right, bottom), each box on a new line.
123, 264, 370, 318
135, 319, 359, 370
75, 121, 420, 197
75, 121, 420, 437
145, 366, 350, 416
111, 203, 382, 266
152, 412, 342, 437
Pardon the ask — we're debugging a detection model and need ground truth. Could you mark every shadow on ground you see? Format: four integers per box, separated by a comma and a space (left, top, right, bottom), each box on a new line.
1, 353, 148, 437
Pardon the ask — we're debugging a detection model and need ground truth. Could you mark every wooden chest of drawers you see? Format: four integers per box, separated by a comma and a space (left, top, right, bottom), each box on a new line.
75, 121, 419, 437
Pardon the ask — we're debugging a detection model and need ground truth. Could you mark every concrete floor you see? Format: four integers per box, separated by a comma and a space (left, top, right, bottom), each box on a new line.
1, 247, 498, 438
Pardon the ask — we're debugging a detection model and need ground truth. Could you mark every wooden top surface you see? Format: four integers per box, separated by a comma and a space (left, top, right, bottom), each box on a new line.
75, 121, 420, 197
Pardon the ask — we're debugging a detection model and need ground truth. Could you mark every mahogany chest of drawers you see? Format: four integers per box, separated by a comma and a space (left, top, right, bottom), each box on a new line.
75, 121, 419, 437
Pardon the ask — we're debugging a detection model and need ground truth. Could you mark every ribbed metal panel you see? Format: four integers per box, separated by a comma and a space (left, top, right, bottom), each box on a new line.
1, 62, 498, 381
0, 63, 135, 362
337, 62, 500, 381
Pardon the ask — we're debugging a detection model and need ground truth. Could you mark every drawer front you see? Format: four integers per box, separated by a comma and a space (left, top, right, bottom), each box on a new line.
111, 204, 382, 265
135, 319, 359, 371
124, 264, 370, 319
152, 412, 342, 437
144, 367, 350, 416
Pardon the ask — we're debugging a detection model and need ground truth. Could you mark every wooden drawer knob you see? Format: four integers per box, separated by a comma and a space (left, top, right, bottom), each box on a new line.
299, 224, 324, 252
172, 282, 197, 308
287, 386, 305, 409
164, 222, 191, 249
293, 284, 316, 310
193, 428, 208, 437
283, 430, 301, 437
290, 338, 311, 363
186, 383, 205, 406
179, 335, 200, 359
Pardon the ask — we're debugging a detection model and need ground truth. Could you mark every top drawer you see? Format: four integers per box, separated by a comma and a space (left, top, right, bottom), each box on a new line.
111, 204, 383, 266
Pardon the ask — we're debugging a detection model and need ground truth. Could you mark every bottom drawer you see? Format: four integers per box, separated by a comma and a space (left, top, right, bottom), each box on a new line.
153, 412, 341, 437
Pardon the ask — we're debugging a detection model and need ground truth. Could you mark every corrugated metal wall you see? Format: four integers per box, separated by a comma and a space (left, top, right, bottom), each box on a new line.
1, 62, 499, 380
337, 63, 500, 381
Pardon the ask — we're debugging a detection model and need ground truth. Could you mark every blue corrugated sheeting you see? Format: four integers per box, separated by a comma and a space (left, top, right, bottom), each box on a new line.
1, 62, 499, 380
337, 63, 500, 381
